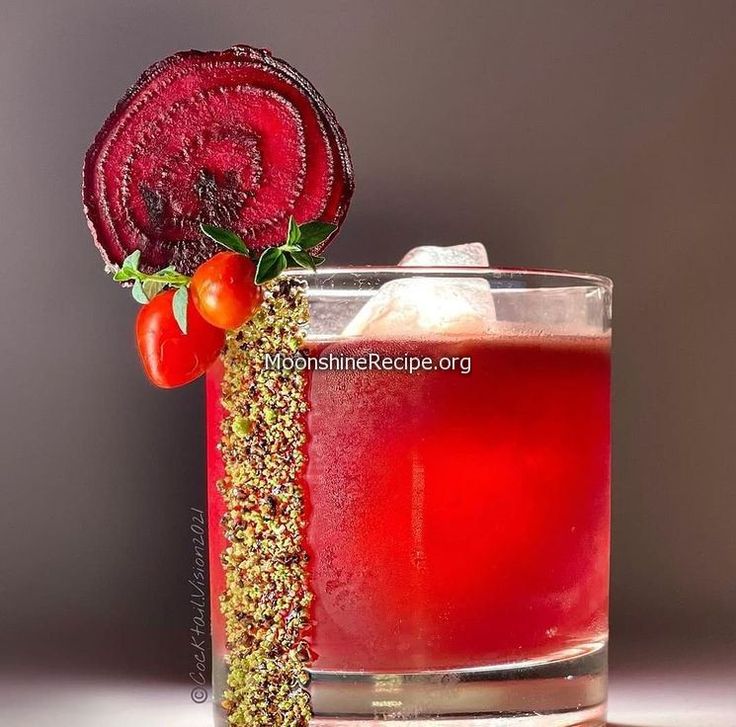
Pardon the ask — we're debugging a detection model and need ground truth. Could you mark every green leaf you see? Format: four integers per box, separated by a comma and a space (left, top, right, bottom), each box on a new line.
172, 286, 189, 334
121, 250, 142, 270
311, 254, 326, 266
142, 278, 165, 300
288, 250, 317, 272
113, 250, 141, 281
131, 279, 149, 304
298, 222, 336, 249
255, 248, 287, 285
200, 223, 249, 255
286, 216, 301, 245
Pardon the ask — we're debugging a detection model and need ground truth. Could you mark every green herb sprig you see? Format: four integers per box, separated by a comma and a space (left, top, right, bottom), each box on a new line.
113, 250, 191, 332
114, 216, 333, 333
201, 216, 333, 284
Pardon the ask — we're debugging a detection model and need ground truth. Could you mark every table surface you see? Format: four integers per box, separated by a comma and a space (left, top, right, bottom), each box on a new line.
1, 659, 734, 727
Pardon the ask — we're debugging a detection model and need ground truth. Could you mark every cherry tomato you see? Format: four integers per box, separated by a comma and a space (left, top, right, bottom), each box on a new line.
190, 252, 262, 330
136, 289, 225, 388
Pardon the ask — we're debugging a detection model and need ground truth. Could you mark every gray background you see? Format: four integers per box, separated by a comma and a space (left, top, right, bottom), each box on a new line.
1, 0, 734, 685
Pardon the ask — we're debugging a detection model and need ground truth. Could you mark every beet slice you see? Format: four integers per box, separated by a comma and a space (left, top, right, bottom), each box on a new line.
83, 46, 354, 275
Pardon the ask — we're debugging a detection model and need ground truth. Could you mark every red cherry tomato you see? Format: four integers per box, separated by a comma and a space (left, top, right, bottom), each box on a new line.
190, 252, 262, 330
136, 289, 225, 388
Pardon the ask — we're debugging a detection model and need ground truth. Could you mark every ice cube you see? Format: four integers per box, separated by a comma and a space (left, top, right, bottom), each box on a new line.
342, 243, 495, 337
342, 278, 495, 336
399, 242, 489, 267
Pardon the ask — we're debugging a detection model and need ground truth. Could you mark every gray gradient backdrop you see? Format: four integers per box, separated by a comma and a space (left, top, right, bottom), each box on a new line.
1, 0, 734, 681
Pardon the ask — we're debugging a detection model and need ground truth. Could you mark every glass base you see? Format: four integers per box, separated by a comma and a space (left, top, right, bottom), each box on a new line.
310, 708, 605, 727
212, 643, 606, 725
309, 643, 606, 725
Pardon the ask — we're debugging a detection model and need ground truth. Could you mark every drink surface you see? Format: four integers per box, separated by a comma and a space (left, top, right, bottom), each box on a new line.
207, 332, 610, 673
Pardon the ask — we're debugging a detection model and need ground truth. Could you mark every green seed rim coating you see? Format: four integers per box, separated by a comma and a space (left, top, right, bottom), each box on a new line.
217, 278, 312, 726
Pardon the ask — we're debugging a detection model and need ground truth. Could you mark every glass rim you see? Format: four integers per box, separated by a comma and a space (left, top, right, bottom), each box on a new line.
286, 265, 613, 291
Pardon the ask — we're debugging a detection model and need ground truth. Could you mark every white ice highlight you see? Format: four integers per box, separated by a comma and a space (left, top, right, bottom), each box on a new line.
342, 243, 495, 337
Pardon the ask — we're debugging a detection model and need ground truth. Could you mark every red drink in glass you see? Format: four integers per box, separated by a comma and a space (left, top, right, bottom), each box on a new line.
303, 335, 610, 672
207, 268, 612, 725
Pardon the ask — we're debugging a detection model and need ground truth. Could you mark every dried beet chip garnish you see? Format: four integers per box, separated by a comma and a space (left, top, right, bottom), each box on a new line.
83, 46, 354, 275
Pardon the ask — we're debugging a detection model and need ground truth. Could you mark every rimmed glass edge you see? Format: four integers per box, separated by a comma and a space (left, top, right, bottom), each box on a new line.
285, 266, 613, 292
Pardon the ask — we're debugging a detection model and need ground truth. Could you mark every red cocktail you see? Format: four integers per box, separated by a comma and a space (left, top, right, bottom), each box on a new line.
304, 334, 609, 672
207, 268, 612, 725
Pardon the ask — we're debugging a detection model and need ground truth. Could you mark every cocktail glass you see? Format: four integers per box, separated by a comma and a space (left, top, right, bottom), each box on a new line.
207, 267, 612, 726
